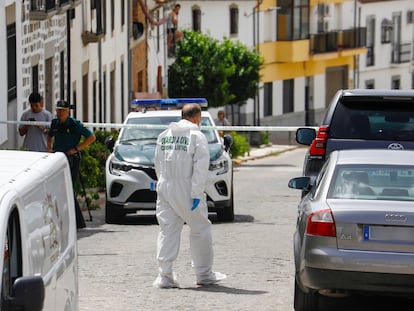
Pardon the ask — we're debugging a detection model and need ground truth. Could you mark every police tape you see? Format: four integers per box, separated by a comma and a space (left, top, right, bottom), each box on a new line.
1, 120, 318, 132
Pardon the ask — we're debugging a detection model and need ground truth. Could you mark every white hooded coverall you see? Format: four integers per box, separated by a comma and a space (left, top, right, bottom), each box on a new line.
154, 119, 214, 281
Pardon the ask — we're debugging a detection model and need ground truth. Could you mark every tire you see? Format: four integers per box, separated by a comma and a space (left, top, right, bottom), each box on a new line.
216, 177, 234, 222
216, 198, 234, 222
105, 200, 125, 224
294, 279, 318, 311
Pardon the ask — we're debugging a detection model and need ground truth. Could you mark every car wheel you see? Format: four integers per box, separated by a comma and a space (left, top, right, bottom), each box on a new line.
216, 178, 234, 222
105, 200, 125, 224
294, 279, 318, 311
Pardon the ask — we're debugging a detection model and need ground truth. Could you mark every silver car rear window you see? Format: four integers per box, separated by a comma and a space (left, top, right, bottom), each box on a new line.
329, 164, 414, 201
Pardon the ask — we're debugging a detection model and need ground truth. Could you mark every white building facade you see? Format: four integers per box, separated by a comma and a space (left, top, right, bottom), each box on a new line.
2, 0, 414, 149
155, 0, 413, 135
2, 1, 71, 149
1, 0, 130, 150
358, 0, 414, 90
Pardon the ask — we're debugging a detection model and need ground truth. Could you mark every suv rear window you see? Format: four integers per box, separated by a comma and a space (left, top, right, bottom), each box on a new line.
329, 100, 414, 141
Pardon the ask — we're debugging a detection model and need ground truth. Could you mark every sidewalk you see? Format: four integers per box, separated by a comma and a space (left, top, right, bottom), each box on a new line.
233, 144, 298, 165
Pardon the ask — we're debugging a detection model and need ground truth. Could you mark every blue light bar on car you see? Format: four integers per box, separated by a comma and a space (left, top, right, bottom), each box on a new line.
131, 98, 208, 110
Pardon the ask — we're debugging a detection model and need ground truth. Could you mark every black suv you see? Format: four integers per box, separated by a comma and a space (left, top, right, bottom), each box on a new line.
296, 89, 414, 182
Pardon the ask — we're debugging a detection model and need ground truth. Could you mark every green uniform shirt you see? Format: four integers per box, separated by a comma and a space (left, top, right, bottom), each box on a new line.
49, 116, 93, 153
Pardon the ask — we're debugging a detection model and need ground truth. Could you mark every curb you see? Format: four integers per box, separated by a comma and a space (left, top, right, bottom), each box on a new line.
233, 145, 298, 165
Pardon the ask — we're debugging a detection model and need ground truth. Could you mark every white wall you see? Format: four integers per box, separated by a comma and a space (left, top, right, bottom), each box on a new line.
178, 1, 255, 47
70, 0, 128, 124
0, 3, 7, 145
358, 1, 414, 90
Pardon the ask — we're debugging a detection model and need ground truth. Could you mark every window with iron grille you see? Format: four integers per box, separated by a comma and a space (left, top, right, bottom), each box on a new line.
7, 23, 16, 102
230, 6, 238, 36
192, 7, 201, 31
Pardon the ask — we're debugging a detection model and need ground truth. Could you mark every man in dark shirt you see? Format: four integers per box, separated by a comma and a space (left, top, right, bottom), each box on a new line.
48, 100, 96, 229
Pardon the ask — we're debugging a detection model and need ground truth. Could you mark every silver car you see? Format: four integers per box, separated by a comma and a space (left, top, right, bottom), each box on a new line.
289, 149, 414, 311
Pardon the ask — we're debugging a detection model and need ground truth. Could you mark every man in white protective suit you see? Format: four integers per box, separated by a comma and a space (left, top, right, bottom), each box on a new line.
153, 103, 226, 288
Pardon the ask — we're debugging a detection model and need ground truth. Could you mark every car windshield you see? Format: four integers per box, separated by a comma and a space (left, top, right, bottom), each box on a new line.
330, 101, 414, 141
119, 116, 218, 144
328, 164, 414, 201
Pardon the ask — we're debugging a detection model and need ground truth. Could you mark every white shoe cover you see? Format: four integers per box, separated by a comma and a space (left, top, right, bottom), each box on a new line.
153, 274, 179, 289
196, 272, 227, 285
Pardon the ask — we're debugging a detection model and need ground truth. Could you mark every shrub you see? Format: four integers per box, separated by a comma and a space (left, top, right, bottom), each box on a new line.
261, 131, 270, 145
75, 130, 118, 209
230, 132, 250, 158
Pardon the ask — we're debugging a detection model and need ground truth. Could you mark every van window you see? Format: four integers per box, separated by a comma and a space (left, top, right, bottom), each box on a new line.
1, 209, 22, 309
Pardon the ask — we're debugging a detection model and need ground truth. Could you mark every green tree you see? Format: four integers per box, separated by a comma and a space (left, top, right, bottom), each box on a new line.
168, 31, 263, 111
223, 38, 263, 105
168, 31, 231, 107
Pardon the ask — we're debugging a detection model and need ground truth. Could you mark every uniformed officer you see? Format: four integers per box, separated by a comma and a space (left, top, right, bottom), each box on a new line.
47, 100, 96, 229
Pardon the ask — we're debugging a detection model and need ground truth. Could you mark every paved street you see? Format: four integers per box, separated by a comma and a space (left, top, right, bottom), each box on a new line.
77, 147, 303, 311
76, 147, 414, 311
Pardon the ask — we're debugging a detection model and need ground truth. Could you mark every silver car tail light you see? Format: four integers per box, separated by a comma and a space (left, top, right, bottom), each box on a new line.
306, 209, 336, 237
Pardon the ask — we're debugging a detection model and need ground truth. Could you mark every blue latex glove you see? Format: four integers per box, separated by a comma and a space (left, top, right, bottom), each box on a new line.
191, 198, 200, 211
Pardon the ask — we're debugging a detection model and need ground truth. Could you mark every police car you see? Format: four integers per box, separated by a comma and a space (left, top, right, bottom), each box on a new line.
105, 98, 234, 223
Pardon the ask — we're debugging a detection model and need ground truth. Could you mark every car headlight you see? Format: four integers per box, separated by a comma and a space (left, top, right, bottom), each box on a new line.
209, 156, 229, 175
109, 159, 132, 176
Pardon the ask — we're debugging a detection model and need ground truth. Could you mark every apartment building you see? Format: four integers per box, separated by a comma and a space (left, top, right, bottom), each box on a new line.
164, 0, 364, 133
261, 0, 367, 127
358, 0, 414, 90
132, 0, 166, 100
2, 1, 413, 149
1, 1, 74, 149
155, 0, 256, 125
1, 0, 132, 150
70, 0, 129, 125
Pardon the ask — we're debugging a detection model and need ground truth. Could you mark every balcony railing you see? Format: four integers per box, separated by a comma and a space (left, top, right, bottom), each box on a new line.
311, 32, 338, 54
31, 0, 56, 12
392, 42, 411, 64
341, 27, 367, 49
30, 0, 78, 20
310, 27, 367, 55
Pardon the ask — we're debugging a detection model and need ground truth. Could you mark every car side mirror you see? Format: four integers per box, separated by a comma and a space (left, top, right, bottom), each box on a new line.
223, 134, 233, 152
288, 177, 311, 190
105, 136, 115, 152
6, 276, 45, 311
296, 128, 316, 146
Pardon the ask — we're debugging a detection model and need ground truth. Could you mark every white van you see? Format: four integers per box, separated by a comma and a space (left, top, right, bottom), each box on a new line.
0, 150, 78, 311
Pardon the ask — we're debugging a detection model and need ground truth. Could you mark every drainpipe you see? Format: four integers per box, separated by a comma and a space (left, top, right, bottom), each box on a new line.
253, 6, 256, 126
353, 0, 357, 88
96, 0, 103, 122
163, 4, 168, 93
256, 1, 260, 127
66, 11, 71, 113
253, 0, 261, 126
127, 0, 131, 106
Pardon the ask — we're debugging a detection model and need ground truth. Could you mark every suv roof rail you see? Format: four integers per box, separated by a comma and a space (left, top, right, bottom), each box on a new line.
131, 98, 208, 110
